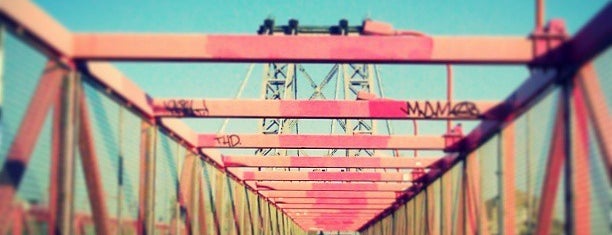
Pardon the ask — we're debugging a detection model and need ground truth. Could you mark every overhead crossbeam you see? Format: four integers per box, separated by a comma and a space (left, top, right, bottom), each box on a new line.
260, 191, 398, 199
223, 155, 440, 168
285, 209, 380, 214
255, 181, 411, 191
153, 98, 496, 120
272, 198, 395, 205
236, 171, 413, 182
278, 204, 389, 210
70, 33, 561, 65
198, 134, 446, 149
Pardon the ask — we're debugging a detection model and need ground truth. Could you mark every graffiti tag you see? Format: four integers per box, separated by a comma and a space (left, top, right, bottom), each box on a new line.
215, 134, 241, 147
163, 99, 209, 116
400, 101, 479, 118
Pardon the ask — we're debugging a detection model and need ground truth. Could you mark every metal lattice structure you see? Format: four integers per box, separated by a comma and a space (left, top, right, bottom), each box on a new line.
0, 0, 610, 234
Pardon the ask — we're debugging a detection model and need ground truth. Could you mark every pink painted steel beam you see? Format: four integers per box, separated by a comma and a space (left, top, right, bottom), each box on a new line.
293, 219, 372, 225
292, 216, 373, 221
223, 155, 440, 168
153, 99, 496, 120
0, 0, 72, 56
70, 33, 556, 65
255, 182, 411, 191
273, 198, 395, 205
286, 209, 378, 214
277, 204, 389, 210
295, 221, 366, 226
236, 170, 413, 182
295, 220, 367, 225
2, 1, 606, 67
287, 212, 377, 217
198, 134, 446, 149
260, 191, 398, 199
292, 215, 373, 220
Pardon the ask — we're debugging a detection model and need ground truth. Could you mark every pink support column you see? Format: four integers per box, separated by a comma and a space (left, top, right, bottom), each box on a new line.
48, 93, 62, 235
576, 64, 611, 181
138, 120, 156, 235
178, 153, 196, 235
441, 172, 451, 235
534, 99, 566, 235
536, 0, 545, 29
572, 71, 592, 234
196, 174, 209, 235
501, 122, 516, 235
464, 152, 478, 235
78, 87, 112, 235
446, 64, 453, 132
457, 165, 465, 235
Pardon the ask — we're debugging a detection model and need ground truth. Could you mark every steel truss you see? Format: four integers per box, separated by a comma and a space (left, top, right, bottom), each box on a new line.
0, 0, 610, 233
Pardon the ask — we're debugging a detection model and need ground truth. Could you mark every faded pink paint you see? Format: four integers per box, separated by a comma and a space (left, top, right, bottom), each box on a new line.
238, 171, 410, 181
73, 33, 434, 63
256, 181, 411, 191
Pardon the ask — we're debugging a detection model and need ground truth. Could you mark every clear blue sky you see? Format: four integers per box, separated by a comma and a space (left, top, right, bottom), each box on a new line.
34, 0, 610, 156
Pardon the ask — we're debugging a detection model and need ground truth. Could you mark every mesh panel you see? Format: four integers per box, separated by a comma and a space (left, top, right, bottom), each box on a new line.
154, 132, 179, 223
590, 48, 612, 234
587, 120, 612, 234
120, 108, 142, 219
1, 32, 52, 209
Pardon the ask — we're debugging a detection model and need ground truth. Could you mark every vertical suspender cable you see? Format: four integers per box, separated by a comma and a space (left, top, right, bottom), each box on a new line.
218, 64, 254, 133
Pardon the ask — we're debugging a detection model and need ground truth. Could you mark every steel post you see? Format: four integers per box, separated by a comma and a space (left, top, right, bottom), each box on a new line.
138, 120, 157, 235
78, 83, 111, 235
534, 98, 566, 234
54, 68, 79, 234
500, 122, 516, 234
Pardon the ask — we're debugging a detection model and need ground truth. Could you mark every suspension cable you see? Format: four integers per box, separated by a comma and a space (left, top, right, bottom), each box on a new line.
218, 64, 255, 133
